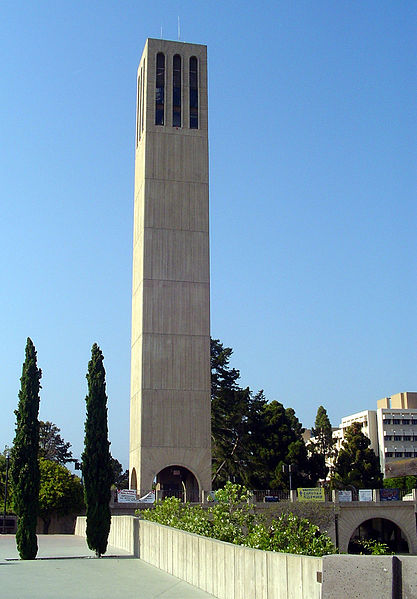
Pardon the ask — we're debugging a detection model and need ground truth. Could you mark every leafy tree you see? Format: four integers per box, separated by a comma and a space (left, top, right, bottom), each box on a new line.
81, 344, 113, 557
0, 453, 13, 513
38, 458, 84, 533
212, 385, 253, 487
210, 339, 320, 489
333, 422, 383, 489
10, 338, 42, 560
383, 476, 417, 493
39, 421, 73, 465
246, 401, 316, 489
110, 456, 129, 489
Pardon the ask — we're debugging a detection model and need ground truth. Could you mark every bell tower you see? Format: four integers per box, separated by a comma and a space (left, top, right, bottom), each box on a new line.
129, 39, 211, 500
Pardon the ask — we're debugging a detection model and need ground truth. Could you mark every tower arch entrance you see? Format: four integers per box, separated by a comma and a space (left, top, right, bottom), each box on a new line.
130, 468, 137, 490
348, 517, 410, 554
155, 465, 199, 503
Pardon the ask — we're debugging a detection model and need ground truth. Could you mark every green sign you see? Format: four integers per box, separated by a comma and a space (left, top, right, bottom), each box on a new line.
297, 488, 325, 502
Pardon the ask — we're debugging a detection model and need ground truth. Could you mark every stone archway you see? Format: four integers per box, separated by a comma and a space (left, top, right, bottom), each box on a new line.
348, 517, 410, 554
155, 465, 200, 503
130, 467, 137, 490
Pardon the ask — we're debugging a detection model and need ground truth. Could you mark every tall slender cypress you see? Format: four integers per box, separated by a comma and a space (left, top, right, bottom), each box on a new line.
82, 344, 113, 557
11, 338, 42, 559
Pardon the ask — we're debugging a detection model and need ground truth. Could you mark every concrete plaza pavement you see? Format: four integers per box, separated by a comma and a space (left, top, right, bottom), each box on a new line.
0, 535, 215, 599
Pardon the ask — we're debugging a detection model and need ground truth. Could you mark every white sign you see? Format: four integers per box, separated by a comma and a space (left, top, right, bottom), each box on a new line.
138, 490, 155, 503
117, 489, 138, 503
338, 490, 352, 502
359, 489, 373, 502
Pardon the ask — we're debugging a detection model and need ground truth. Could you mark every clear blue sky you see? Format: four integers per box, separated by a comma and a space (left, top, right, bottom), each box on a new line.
1, 1, 416, 470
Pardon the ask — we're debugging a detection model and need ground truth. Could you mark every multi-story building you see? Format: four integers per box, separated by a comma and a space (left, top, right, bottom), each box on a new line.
377, 392, 417, 475
326, 393, 417, 477
335, 410, 379, 455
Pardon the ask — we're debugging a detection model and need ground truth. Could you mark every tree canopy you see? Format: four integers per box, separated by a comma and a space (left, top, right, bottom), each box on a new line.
38, 458, 84, 533
39, 421, 74, 465
333, 422, 383, 489
210, 338, 321, 490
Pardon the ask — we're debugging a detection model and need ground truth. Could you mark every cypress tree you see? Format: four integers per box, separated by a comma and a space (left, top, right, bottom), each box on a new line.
82, 344, 113, 557
10, 338, 42, 560
312, 406, 334, 457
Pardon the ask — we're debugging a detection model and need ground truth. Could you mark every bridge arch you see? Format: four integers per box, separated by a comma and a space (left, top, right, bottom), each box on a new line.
340, 512, 415, 553
337, 504, 417, 554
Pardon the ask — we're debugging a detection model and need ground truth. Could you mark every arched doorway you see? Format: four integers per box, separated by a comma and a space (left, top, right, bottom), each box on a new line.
130, 468, 137, 490
348, 518, 409, 554
156, 465, 199, 503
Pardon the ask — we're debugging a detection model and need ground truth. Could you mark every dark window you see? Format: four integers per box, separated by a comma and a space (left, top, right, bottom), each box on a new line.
411, 420, 417, 425
383, 419, 391, 425
404, 452, 413, 457
173, 54, 181, 127
386, 452, 393, 457
402, 419, 410, 425
385, 435, 392, 441
136, 73, 141, 146
155, 53, 165, 125
189, 56, 198, 129
403, 436, 411, 441
394, 436, 402, 441
393, 419, 401, 424
141, 65, 145, 133
395, 452, 403, 458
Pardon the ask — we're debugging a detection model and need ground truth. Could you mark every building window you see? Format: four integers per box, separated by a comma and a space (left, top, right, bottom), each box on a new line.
385, 452, 393, 457
393, 419, 401, 424
383, 419, 391, 425
394, 436, 402, 441
136, 72, 141, 146
385, 435, 393, 441
404, 452, 413, 457
403, 436, 411, 441
189, 56, 198, 129
411, 419, 417, 425
141, 64, 145, 133
395, 452, 403, 458
155, 52, 165, 125
402, 419, 410, 425
172, 54, 181, 127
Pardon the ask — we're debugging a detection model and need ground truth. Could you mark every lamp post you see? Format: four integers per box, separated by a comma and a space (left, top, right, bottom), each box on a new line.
282, 463, 296, 492
3, 452, 10, 534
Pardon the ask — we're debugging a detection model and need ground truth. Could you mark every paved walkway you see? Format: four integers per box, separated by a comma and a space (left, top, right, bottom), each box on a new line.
0, 535, 215, 599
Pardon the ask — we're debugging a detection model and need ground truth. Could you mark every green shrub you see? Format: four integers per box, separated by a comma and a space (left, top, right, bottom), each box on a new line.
139, 482, 335, 557
245, 512, 336, 556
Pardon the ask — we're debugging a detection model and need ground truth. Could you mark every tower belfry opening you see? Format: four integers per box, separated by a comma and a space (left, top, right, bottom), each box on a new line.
129, 39, 211, 500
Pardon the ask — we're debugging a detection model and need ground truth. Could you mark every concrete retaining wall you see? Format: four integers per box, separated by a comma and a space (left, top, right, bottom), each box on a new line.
75, 515, 417, 599
75, 515, 139, 556
139, 519, 322, 599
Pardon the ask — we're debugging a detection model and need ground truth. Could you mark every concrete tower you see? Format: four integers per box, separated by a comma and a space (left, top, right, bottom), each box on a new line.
129, 39, 211, 501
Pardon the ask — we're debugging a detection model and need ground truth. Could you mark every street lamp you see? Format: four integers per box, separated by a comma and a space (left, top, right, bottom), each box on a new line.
3, 452, 10, 534
282, 463, 296, 491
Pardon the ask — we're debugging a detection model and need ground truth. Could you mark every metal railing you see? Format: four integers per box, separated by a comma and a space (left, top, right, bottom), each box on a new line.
251, 490, 290, 503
